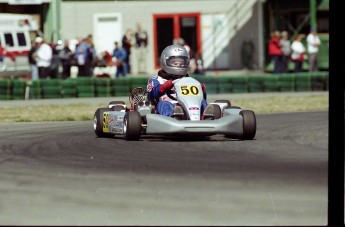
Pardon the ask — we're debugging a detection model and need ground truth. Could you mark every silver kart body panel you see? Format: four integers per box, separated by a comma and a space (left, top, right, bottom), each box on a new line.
98, 76, 253, 138
173, 77, 204, 121
145, 113, 243, 136
105, 111, 126, 134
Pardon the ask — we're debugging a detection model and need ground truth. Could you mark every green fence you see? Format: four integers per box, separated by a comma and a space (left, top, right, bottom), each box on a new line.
0, 72, 328, 100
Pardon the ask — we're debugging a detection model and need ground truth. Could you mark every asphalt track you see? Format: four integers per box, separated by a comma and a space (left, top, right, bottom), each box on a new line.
0, 110, 328, 225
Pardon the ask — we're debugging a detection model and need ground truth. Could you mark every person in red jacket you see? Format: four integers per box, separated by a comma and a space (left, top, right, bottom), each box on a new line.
268, 31, 283, 73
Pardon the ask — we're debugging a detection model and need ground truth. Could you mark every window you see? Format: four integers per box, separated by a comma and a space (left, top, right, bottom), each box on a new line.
17, 32, 27, 46
4, 33, 14, 47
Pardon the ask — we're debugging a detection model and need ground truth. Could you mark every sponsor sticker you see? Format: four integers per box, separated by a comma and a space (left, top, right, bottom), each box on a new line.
103, 112, 109, 132
147, 81, 154, 92
108, 115, 114, 124
115, 121, 123, 128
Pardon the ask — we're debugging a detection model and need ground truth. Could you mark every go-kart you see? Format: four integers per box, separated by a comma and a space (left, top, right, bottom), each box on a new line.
93, 76, 256, 140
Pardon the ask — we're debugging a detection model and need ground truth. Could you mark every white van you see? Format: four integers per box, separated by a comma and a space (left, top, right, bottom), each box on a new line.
0, 13, 41, 77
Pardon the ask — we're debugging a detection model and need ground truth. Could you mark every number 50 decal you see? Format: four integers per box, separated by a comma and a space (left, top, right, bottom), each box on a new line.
180, 85, 200, 95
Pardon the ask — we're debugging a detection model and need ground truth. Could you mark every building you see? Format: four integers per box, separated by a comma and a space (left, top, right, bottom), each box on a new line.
0, 0, 329, 75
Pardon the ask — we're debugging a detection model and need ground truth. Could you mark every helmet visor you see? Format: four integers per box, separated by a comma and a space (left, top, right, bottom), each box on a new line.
166, 56, 189, 68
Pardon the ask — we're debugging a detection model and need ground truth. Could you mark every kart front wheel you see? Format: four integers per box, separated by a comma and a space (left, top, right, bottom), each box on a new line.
212, 104, 222, 119
124, 111, 142, 140
109, 101, 126, 111
240, 110, 256, 140
94, 108, 114, 138
108, 100, 125, 106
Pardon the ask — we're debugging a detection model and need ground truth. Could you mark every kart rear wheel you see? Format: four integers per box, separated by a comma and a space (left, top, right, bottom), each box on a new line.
111, 105, 125, 111
225, 106, 241, 109
108, 100, 125, 106
240, 110, 256, 140
109, 101, 126, 110
211, 104, 222, 119
124, 111, 142, 140
94, 108, 114, 138
214, 99, 231, 107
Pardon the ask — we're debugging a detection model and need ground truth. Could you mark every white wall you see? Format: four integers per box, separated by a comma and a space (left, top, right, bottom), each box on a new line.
60, 0, 262, 74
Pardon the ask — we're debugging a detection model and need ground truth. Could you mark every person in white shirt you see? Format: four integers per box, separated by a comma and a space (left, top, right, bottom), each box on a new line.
290, 34, 306, 72
280, 31, 291, 73
35, 36, 53, 79
306, 28, 321, 72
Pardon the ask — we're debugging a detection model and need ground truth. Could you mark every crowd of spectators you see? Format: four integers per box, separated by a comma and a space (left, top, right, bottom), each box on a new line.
268, 28, 321, 73
26, 22, 150, 80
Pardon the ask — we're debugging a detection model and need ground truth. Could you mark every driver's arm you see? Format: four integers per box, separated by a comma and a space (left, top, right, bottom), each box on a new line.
159, 80, 173, 94
147, 78, 172, 101
201, 83, 207, 100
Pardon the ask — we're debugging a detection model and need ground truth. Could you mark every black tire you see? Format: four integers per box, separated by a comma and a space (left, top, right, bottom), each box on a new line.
108, 100, 125, 105
240, 110, 256, 140
111, 105, 125, 111
109, 101, 126, 111
124, 111, 142, 140
214, 99, 231, 107
94, 108, 114, 138
211, 104, 222, 119
225, 106, 241, 110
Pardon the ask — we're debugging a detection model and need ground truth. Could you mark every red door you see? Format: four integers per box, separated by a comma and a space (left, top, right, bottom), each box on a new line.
153, 13, 201, 69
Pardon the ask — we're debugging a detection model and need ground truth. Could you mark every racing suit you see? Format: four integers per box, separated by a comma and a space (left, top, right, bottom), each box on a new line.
146, 69, 207, 116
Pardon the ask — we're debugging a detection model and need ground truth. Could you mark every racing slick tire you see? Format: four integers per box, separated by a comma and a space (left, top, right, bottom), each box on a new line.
124, 111, 142, 140
211, 104, 222, 119
111, 105, 125, 111
108, 100, 125, 106
109, 101, 126, 111
225, 106, 241, 109
94, 108, 114, 138
214, 99, 231, 107
239, 110, 256, 140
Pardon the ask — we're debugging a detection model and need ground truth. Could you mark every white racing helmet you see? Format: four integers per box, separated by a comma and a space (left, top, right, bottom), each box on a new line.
160, 44, 190, 77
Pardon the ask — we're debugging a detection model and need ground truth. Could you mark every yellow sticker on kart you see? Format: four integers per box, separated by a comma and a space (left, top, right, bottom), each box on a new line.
103, 112, 109, 132
178, 85, 200, 95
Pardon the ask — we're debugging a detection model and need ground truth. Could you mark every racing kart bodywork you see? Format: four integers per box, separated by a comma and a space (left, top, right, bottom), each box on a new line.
93, 77, 256, 140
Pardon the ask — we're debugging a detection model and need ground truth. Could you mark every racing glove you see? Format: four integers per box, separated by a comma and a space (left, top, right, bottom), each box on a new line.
159, 80, 173, 94
201, 83, 207, 100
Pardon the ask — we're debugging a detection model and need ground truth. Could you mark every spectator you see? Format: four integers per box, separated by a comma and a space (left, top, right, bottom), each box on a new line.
94, 51, 115, 78
74, 38, 92, 77
280, 31, 291, 73
28, 39, 39, 81
112, 41, 128, 78
194, 52, 205, 75
189, 55, 197, 74
134, 23, 148, 74
268, 31, 283, 73
122, 29, 134, 74
290, 34, 306, 73
86, 34, 97, 75
35, 36, 53, 79
306, 28, 321, 72
59, 39, 74, 79
176, 38, 192, 58
50, 41, 62, 79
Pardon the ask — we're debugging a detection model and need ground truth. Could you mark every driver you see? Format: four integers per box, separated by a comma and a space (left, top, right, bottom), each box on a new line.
146, 44, 214, 119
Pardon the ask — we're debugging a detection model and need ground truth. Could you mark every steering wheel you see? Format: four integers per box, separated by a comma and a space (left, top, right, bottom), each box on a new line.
166, 89, 177, 101
166, 78, 182, 101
